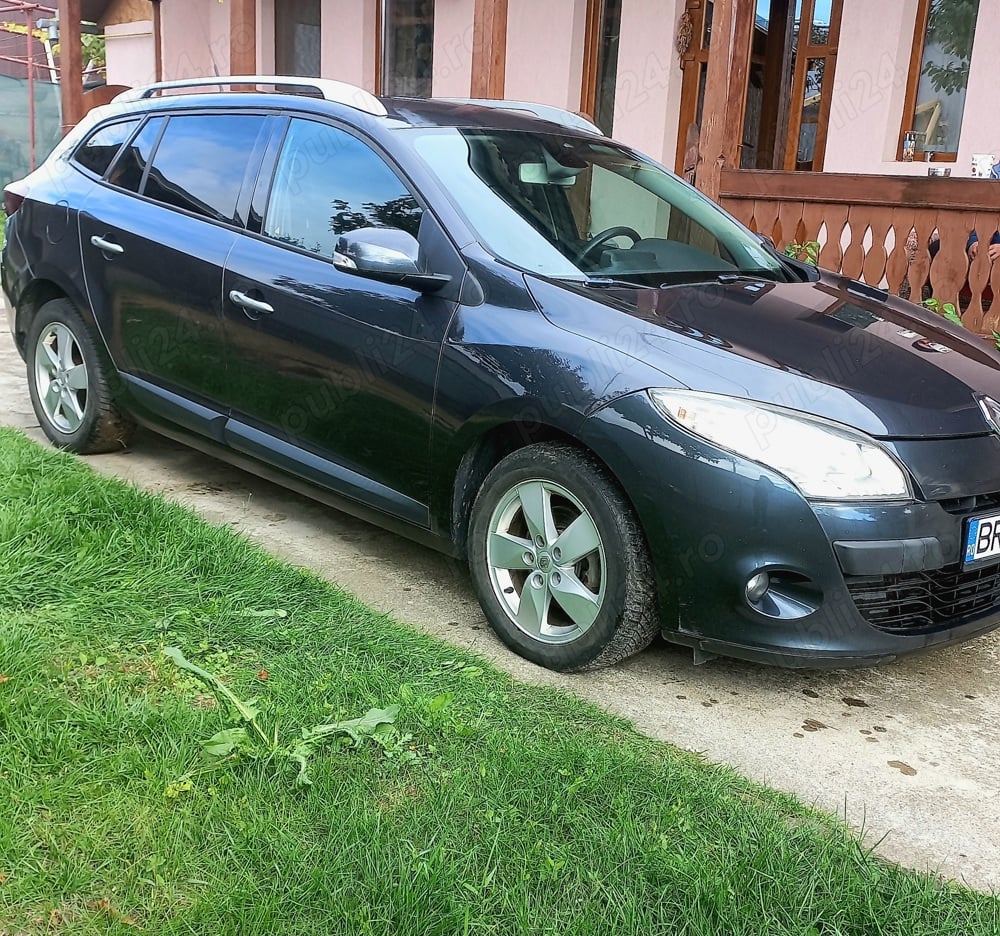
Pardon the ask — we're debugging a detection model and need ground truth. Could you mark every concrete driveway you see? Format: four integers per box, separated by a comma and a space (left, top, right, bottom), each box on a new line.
2, 316, 998, 892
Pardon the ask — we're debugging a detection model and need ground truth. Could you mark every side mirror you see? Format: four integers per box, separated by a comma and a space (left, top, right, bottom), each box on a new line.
333, 227, 451, 293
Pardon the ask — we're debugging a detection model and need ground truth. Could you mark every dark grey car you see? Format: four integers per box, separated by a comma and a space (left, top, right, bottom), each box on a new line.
5, 76, 1000, 672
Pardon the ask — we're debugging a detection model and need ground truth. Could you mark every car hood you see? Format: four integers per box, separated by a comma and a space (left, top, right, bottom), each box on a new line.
527, 271, 1000, 440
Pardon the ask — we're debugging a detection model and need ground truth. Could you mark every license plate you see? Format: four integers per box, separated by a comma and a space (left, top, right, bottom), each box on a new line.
964, 513, 1000, 565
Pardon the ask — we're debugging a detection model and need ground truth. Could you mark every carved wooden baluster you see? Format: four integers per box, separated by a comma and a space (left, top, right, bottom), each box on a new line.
985, 216, 1000, 336
886, 208, 915, 299
777, 200, 804, 256
800, 202, 826, 266
841, 207, 867, 281
818, 205, 848, 274
861, 208, 893, 289
907, 210, 937, 307
930, 212, 972, 326
753, 199, 780, 250
964, 211, 995, 333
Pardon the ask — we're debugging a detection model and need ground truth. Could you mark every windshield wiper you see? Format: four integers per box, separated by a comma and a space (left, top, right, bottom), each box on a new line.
716, 273, 776, 285
577, 276, 654, 289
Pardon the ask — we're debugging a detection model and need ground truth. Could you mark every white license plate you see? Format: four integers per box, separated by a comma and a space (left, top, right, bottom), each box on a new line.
964, 513, 1000, 565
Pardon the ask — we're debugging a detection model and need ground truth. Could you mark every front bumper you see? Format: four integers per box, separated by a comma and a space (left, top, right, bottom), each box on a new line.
580, 392, 1000, 668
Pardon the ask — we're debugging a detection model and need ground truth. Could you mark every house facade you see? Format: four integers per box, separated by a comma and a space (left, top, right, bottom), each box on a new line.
95, 0, 1000, 184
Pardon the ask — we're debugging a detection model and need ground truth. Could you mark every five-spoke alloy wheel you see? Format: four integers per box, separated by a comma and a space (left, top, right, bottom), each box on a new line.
470, 442, 659, 671
33, 320, 89, 435
486, 479, 607, 645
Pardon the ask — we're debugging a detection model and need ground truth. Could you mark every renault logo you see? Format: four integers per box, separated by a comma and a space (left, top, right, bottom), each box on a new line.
979, 396, 1000, 435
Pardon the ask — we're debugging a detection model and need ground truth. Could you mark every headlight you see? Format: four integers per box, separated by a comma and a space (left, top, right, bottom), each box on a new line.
649, 389, 911, 501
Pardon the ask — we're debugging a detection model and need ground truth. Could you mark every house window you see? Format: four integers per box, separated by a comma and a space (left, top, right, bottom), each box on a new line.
581, 0, 623, 135
900, 0, 981, 161
382, 0, 435, 97
275, 0, 321, 78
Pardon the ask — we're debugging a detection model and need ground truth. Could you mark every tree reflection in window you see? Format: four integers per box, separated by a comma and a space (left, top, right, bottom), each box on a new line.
329, 195, 422, 237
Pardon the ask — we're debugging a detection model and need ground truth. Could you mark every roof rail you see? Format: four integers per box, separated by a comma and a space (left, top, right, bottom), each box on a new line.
114, 76, 388, 118
440, 99, 603, 136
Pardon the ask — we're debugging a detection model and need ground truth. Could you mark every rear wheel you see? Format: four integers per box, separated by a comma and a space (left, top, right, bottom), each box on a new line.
469, 442, 659, 672
26, 298, 134, 454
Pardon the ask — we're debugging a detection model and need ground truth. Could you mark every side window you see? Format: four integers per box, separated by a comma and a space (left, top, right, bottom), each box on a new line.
72, 119, 141, 177
263, 119, 422, 257
142, 115, 269, 224
108, 118, 164, 194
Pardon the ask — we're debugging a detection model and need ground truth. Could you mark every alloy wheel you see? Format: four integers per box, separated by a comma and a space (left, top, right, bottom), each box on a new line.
34, 322, 89, 433
486, 479, 607, 644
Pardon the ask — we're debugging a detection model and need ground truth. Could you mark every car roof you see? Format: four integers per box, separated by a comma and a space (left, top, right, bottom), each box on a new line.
381, 97, 603, 137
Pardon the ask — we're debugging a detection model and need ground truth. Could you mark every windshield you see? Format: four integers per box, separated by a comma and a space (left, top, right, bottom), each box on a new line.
411, 128, 788, 285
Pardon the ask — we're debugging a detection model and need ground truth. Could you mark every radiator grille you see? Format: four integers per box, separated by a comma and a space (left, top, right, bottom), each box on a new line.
846, 562, 1000, 633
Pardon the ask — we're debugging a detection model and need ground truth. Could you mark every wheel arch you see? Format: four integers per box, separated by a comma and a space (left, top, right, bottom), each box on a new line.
447, 418, 644, 556
10, 277, 94, 355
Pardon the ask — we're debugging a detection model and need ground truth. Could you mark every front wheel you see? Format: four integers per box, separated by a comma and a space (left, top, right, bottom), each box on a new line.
469, 442, 659, 672
26, 298, 134, 454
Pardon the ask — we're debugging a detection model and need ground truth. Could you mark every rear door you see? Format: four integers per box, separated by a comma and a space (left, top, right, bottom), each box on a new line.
79, 111, 272, 436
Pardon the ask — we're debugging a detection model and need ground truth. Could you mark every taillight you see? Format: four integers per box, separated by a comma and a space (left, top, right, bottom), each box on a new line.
3, 187, 24, 216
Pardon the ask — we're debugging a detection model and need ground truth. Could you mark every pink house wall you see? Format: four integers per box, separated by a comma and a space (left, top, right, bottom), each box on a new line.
431, 0, 475, 98
159, 0, 230, 79
503, 0, 587, 112
613, 0, 686, 166
104, 20, 155, 88
320, 0, 378, 92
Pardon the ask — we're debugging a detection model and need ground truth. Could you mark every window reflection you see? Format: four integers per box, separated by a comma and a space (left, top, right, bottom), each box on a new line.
264, 120, 422, 257
382, 0, 435, 97
275, 0, 321, 77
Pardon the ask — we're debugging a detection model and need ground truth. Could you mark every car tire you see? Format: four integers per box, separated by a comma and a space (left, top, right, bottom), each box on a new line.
469, 441, 659, 672
25, 298, 134, 454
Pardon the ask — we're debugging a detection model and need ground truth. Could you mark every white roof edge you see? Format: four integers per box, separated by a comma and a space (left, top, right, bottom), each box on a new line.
439, 98, 603, 136
113, 76, 387, 118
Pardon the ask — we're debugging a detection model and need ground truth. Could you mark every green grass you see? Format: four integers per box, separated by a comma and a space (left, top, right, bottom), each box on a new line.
0, 427, 997, 935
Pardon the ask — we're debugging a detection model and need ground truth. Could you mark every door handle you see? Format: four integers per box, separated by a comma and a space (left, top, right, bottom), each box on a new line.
90, 235, 124, 256
229, 289, 274, 315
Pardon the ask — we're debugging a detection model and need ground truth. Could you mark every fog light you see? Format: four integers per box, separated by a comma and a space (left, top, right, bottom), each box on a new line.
745, 572, 770, 604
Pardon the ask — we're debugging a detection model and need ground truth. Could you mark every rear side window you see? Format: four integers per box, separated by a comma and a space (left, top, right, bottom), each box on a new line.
142, 114, 269, 225
263, 119, 422, 257
72, 119, 141, 177
108, 117, 165, 193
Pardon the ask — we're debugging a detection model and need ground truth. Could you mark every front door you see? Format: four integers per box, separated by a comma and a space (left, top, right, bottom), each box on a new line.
220, 117, 456, 524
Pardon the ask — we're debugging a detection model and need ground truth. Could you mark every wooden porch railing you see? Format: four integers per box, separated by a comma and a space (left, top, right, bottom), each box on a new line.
718, 169, 1000, 334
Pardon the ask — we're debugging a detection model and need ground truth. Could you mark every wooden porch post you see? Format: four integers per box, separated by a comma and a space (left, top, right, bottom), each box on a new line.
57, 0, 83, 133
695, 0, 755, 201
471, 0, 508, 99
151, 0, 162, 82
230, 0, 257, 76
